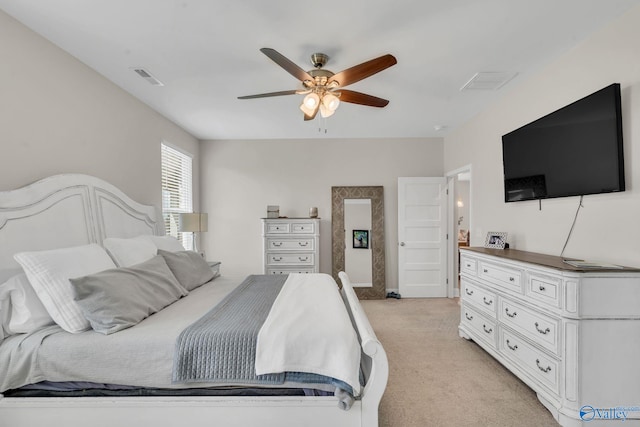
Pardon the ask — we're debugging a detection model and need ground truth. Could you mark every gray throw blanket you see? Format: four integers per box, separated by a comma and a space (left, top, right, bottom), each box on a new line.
173, 274, 287, 384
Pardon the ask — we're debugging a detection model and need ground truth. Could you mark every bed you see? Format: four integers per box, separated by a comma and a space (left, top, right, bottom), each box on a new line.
0, 174, 388, 427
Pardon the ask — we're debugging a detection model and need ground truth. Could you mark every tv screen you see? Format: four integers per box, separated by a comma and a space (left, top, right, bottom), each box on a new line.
502, 83, 624, 202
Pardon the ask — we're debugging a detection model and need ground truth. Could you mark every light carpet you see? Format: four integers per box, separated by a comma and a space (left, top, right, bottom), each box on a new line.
361, 298, 560, 427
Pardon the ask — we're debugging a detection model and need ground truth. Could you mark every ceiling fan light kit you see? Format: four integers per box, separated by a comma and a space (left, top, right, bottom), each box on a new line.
239, 48, 397, 121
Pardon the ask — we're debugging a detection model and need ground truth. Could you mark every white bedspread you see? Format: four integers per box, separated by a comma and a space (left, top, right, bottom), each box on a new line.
0, 276, 242, 392
255, 274, 361, 396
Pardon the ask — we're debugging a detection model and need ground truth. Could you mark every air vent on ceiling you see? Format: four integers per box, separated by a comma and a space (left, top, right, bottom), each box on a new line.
460, 72, 517, 91
132, 68, 164, 86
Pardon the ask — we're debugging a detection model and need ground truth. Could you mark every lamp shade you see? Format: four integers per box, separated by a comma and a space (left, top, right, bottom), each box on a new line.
179, 213, 208, 232
300, 93, 320, 116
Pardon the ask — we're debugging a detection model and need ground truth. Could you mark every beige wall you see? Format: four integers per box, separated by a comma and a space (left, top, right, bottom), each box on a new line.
0, 10, 199, 209
444, 4, 640, 267
200, 138, 444, 287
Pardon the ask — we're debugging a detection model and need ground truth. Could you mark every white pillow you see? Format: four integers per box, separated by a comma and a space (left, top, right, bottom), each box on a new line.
14, 244, 116, 333
0, 288, 9, 344
103, 237, 157, 267
136, 235, 186, 252
0, 273, 54, 334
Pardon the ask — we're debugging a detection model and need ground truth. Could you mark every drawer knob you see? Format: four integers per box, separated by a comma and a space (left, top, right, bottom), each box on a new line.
483, 325, 493, 334
536, 359, 552, 373
465, 289, 474, 296
539, 285, 546, 291
506, 339, 518, 351
483, 268, 488, 273
465, 313, 473, 321
509, 277, 515, 282
505, 308, 517, 318
483, 297, 493, 306
535, 322, 551, 335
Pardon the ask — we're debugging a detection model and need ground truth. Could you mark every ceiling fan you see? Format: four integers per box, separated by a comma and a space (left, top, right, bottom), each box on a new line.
238, 48, 397, 121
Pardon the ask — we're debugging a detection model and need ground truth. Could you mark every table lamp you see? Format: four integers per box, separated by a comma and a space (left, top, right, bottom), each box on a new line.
179, 212, 208, 254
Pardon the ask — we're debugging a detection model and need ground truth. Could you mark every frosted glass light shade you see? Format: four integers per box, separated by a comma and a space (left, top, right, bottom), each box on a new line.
300, 92, 320, 116
323, 93, 340, 111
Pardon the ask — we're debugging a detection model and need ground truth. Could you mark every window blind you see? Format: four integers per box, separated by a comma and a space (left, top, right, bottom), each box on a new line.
161, 143, 193, 250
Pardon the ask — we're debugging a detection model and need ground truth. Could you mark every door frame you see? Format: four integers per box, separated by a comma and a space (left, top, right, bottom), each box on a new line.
445, 164, 472, 298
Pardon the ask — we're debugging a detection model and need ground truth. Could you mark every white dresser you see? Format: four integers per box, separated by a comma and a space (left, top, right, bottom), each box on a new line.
261, 218, 320, 275
459, 247, 640, 426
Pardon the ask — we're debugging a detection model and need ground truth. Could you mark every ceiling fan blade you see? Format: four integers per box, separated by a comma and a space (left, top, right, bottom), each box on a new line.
304, 105, 319, 121
260, 48, 314, 83
329, 54, 397, 87
238, 90, 299, 100
338, 90, 390, 107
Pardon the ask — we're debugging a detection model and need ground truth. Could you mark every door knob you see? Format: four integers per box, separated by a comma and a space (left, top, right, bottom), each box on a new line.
400, 242, 405, 246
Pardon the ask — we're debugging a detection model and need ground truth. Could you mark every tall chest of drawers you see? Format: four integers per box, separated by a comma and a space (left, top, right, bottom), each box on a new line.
459, 247, 640, 427
261, 218, 320, 275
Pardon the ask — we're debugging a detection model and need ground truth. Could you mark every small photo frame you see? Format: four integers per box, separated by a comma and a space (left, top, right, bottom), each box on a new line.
353, 230, 369, 249
484, 232, 508, 249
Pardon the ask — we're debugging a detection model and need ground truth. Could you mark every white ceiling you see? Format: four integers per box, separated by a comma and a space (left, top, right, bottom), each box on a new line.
1, 0, 638, 140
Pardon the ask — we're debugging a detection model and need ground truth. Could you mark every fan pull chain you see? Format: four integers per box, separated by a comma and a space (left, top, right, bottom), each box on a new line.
318, 117, 329, 134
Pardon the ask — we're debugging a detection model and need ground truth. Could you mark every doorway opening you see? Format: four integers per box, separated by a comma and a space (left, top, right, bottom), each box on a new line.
446, 165, 472, 298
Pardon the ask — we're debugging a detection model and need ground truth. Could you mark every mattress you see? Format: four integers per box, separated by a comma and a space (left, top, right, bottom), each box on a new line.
0, 275, 335, 394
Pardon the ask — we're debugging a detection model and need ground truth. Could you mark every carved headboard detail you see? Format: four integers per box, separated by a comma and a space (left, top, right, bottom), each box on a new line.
0, 174, 162, 273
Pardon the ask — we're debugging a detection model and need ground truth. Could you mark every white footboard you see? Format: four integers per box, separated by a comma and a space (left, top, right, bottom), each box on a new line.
0, 272, 388, 427
339, 271, 389, 427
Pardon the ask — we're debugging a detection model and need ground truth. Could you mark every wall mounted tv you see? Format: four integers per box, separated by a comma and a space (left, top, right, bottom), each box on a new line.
502, 83, 624, 203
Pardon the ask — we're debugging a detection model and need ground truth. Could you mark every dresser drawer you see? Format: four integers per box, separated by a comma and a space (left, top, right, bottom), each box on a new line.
460, 255, 477, 276
266, 223, 291, 233
479, 261, 523, 294
267, 268, 315, 275
461, 279, 497, 318
499, 299, 560, 355
266, 253, 315, 266
460, 304, 497, 350
267, 238, 315, 251
499, 329, 559, 395
526, 272, 561, 309
291, 222, 316, 234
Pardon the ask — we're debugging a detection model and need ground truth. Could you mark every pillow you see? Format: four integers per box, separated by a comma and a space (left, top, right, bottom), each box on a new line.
136, 235, 186, 252
0, 273, 54, 334
158, 250, 215, 291
0, 287, 9, 344
103, 237, 157, 267
70, 255, 188, 335
14, 244, 117, 333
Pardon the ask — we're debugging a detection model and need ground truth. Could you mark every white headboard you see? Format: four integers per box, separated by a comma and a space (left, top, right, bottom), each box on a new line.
0, 174, 162, 274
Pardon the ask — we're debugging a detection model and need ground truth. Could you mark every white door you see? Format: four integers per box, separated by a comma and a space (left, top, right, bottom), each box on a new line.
398, 177, 448, 298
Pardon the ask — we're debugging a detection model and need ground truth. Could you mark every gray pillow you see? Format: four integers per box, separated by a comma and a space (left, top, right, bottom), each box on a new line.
70, 255, 188, 335
157, 250, 215, 291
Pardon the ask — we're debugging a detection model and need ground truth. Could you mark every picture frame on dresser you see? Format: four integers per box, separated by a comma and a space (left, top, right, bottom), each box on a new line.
484, 231, 507, 249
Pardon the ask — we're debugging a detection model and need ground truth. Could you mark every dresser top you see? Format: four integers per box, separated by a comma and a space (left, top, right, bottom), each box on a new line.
462, 247, 640, 272
261, 217, 320, 220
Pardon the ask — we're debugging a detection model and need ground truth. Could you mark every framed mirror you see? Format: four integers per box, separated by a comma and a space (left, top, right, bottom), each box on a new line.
332, 186, 385, 299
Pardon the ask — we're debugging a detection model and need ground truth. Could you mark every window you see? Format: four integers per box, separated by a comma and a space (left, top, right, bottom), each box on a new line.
161, 143, 193, 250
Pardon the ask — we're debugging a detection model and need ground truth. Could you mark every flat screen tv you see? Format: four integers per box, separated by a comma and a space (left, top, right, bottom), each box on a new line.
502, 83, 624, 203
